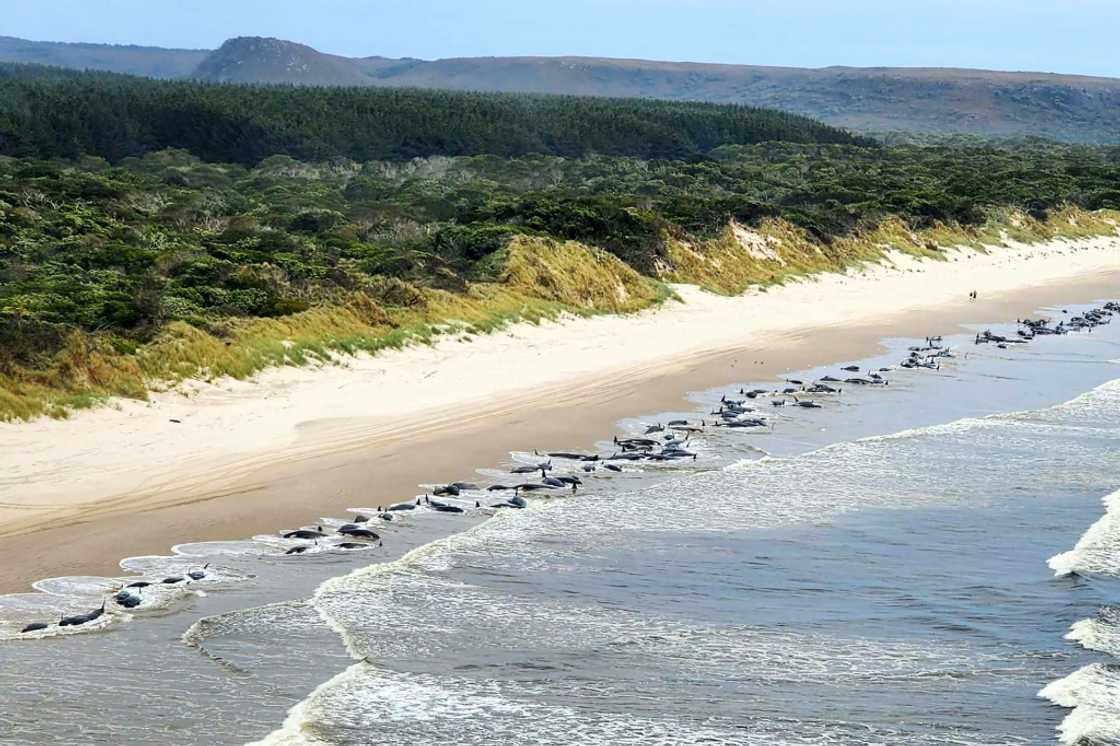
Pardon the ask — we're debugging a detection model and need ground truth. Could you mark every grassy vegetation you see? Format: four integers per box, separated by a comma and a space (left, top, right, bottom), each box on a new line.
661, 208, 1120, 296
496, 235, 670, 312
0, 253, 672, 421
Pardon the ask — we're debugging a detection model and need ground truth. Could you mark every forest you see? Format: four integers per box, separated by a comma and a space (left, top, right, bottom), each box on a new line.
0, 64, 870, 163
1, 64, 1119, 419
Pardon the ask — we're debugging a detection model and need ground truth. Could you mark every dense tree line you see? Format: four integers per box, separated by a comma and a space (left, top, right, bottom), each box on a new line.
0, 64, 870, 164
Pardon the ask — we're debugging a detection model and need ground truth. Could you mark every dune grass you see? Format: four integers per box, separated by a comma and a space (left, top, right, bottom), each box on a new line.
660, 206, 1119, 297
1, 207, 1115, 422
0, 237, 672, 421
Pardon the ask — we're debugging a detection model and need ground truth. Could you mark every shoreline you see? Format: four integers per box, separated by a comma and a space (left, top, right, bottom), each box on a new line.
0, 236, 1118, 592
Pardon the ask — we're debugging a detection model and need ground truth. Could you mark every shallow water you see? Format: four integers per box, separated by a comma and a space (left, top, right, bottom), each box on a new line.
2, 302, 1120, 745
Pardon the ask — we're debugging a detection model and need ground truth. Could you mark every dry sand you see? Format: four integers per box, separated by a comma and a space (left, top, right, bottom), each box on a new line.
0, 236, 1117, 591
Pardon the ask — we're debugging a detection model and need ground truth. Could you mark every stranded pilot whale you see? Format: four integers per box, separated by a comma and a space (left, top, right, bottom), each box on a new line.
59, 603, 106, 627
283, 527, 327, 539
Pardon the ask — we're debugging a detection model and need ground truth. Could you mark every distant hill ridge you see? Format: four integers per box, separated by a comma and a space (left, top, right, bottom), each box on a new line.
2, 34, 1119, 143
0, 35, 206, 78
193, 37, 371, 86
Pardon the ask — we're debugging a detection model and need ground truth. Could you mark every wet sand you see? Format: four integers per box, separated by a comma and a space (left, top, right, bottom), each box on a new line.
1, 255, 1117, 593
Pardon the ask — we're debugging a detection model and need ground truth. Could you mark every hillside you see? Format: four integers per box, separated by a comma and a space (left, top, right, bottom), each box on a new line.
3, 36, 1114, 142
355, 57, 1120, 143
0, 35, 205, 78
0, 64, 870, 164
188, 40, 1120, 143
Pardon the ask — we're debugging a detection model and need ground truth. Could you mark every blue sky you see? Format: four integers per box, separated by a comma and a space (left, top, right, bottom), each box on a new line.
8, 0, 1118, 77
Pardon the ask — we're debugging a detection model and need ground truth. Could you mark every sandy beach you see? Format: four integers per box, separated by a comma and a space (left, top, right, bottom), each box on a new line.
1, 235, 1118, 592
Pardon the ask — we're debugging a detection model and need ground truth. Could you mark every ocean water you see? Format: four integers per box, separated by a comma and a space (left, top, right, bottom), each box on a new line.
1, 302, 1119, 746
